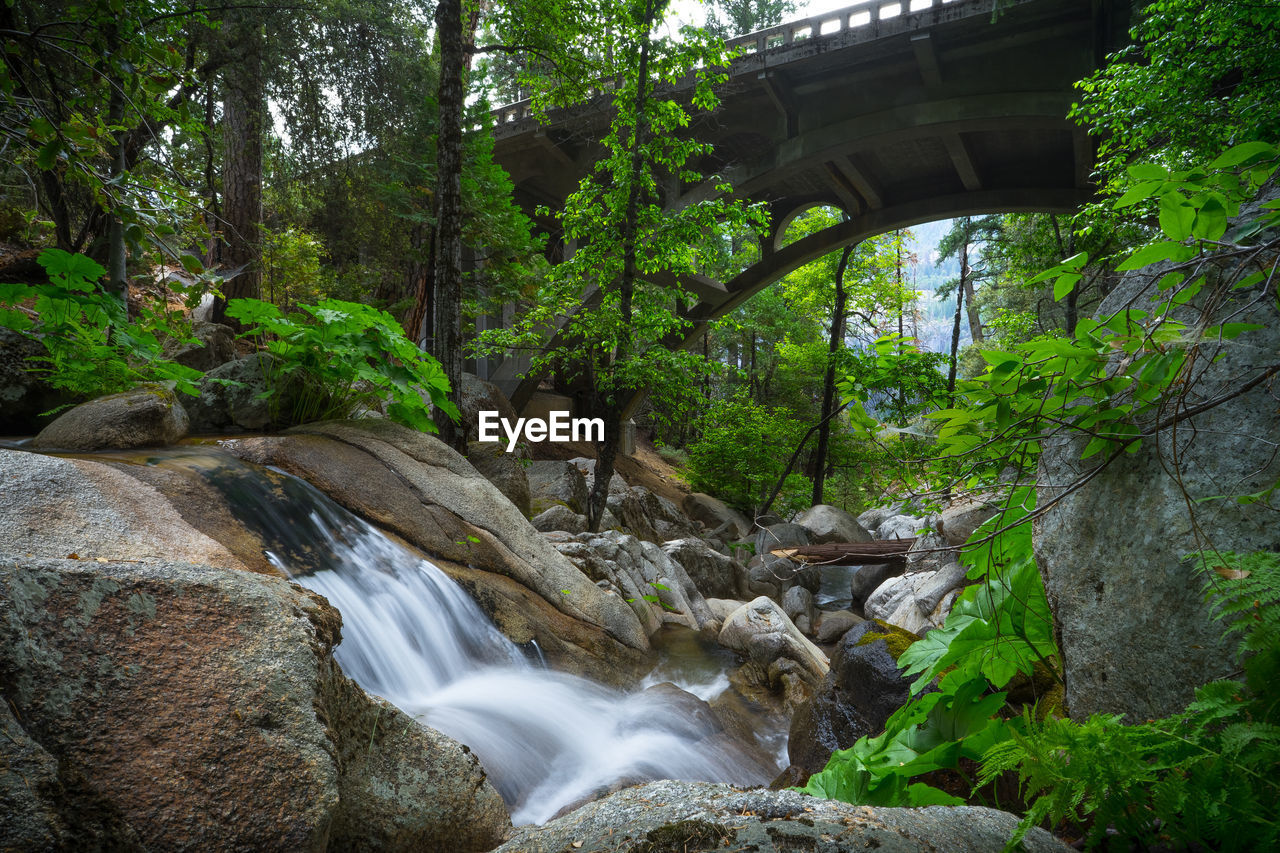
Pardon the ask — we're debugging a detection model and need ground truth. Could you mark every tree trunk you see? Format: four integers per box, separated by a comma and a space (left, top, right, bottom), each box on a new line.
812, 244, 852, 506
211, 10, 264, 326
431, 0, 466, 449
587, 0, 655, 532
946, 259, 965, 401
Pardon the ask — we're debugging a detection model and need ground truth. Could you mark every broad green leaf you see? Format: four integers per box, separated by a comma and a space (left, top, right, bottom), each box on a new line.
1209, 141, 1276, 169
1158, 192, 1195, 241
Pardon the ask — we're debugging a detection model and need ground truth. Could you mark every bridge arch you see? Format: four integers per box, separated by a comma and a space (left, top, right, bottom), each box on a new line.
489, 0, 1131, 412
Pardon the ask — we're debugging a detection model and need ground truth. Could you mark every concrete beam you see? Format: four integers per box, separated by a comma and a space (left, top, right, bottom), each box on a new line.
910, 32, 943, 89
834, 155, 883, 210
535, 130, 575, 169
759, 70, 799, 139
944, 133, 982, 191
822, 161, 862, 215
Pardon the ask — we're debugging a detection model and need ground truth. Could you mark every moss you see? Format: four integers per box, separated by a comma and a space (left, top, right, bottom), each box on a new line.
635, 819, 731, 853
855, 620, 921, 661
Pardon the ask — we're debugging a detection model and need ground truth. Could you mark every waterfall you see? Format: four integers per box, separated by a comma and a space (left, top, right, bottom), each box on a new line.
173, 450, 774, 825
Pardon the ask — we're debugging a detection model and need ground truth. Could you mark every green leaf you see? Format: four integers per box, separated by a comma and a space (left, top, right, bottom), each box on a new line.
1192, 196, 1228, 242
1209, 141, 1276, 169
1114, 180, 1163, 208
1158, 192, 1195, 242
1053, 272, 1082, 302
1116, 241, 1193, 271
1127, 163, 1168, 181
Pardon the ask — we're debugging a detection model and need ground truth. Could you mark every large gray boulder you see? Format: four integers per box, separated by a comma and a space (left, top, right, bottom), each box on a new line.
796, 504, 873, 545
607, 484, 701, 544
31, 383, 189, 451
493, 780, 1070, 853
682, 492, 753, 540
718, 597, 829, 707
787, 621, 916, 776
526, 459, 589, 515
0, 555, 509, 851
662, 537, 749, 600
863, 561, 967, 636
1035, 204, 1280, 721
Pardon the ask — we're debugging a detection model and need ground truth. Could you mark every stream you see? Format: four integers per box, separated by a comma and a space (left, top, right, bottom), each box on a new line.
121, 449, 782, 825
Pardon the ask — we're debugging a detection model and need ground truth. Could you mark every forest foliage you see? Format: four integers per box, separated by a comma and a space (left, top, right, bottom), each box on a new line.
3, 1, 1280, 848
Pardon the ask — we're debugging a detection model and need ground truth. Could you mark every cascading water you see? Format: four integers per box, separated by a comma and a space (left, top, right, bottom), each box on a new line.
152, 449, 776, 824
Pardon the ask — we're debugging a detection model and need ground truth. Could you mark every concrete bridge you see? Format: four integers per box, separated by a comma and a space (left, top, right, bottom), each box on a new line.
485, 0, 1131, 412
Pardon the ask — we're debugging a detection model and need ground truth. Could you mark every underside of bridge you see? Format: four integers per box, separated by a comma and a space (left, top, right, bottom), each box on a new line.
487, 0, 1132, 414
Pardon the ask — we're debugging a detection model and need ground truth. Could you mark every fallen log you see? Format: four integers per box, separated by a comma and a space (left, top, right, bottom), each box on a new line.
770, 538, 918, 565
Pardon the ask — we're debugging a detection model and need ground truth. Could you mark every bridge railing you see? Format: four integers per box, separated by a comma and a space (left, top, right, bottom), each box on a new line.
490, 0, 965, 128
730, 0, 959, 54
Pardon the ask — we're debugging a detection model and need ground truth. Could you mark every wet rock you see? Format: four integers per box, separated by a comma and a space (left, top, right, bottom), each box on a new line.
493, 779, 1071, 853
0, 448, 246, 570
0, 555, 509, 851
795, 504, 873, 545
30, 383, 188, 451
787, 621, 915, 775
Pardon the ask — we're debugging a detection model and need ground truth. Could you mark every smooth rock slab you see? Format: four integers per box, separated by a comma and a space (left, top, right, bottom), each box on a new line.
493, 780, 1071, 853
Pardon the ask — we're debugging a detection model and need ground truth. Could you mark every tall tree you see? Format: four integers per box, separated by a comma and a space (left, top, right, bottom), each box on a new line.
483, 0, 765, 530
431, 0, 467, 448
810, 244, 852, 505
211, 8, 265, 324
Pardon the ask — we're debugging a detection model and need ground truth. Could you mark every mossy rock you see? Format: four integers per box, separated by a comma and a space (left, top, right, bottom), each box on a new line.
856, 619, 921, 661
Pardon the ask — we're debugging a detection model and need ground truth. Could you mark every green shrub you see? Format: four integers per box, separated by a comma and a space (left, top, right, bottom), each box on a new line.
684, 395, 811, 516
0, 249, 202, 403
224, 297, 458, 432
